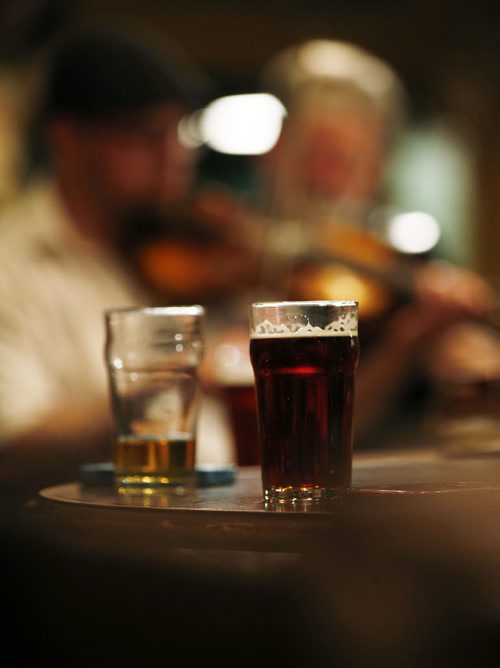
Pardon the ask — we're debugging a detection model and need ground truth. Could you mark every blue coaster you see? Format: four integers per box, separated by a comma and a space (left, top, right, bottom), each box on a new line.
196, 464, 236, 487
79, 461, 114, 485
79, 462, 236, 488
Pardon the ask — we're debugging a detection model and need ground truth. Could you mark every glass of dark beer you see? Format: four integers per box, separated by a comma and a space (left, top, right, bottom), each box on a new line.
249, 300, 359, 502
105, 305, 205, 495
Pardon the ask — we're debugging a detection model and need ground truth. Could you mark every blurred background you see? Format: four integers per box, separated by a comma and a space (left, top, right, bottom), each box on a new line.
1, 0, 499, 464
1, 0, 499, 278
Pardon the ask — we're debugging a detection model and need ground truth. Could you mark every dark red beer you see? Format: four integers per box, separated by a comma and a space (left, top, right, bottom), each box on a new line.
250, 334, 359, 500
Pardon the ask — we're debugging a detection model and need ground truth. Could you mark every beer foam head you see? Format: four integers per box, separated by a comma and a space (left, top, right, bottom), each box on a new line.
250, 300, 358, 338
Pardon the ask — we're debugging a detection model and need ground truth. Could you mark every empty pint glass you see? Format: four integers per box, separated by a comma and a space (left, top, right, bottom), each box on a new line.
249, 301, 359, 502
105, 305, 205, 494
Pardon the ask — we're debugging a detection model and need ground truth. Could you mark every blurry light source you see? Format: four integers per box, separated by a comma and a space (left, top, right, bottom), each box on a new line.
213, 343, 242, 369
178, 110, 204, 148
387, 211, 441, 254
198, 93, 286, 155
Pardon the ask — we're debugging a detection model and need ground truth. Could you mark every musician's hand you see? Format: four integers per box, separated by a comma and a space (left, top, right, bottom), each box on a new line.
413, 260, 495, 319
384, 261, 496, 355
424, 321, 500, 382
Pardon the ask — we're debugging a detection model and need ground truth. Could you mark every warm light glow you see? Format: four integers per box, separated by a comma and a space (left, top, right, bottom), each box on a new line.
387, 211, 441, 254
213, 343, 242, 369
198, 93, 286, 155
304, 266, 391, 319
212, 342, 254, 385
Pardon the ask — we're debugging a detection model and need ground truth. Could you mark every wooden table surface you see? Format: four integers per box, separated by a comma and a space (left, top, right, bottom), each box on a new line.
29, 446, 500, 553
11, 445, 500, 666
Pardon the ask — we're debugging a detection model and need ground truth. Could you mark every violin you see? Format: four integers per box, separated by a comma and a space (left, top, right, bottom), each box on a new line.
121, 185, 499, 331
119, 186, 263, 303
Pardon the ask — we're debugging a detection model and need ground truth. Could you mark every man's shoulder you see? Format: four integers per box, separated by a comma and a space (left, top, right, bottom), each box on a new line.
0, 178, 70, 301
0, 177, 61, 250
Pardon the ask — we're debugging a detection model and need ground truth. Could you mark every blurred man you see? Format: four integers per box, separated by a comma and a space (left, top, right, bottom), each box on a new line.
255, 39, 498, 448
0, 26, 215, 496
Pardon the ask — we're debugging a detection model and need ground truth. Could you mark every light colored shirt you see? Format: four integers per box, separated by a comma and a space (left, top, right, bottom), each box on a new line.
0, 178, 146, 441
0, 178, 235, 465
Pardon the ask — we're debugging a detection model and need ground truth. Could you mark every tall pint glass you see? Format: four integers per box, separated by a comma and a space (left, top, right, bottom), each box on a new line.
249, 301, 359, 502
105, 305, 205, 494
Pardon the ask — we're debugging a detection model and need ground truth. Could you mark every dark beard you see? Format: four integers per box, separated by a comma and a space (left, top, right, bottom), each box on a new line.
115, 201, 222, 260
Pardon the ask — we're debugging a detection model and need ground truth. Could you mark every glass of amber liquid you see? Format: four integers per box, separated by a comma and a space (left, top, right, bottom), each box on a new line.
249, 301, 359, 503
105, 305, 205, 495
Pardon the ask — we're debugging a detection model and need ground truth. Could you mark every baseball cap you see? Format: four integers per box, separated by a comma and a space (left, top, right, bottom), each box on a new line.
41, 25, 212, 122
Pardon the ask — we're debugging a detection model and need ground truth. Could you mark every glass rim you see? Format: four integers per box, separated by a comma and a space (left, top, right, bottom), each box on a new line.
105, 304, 205, 318
250, 300, 358, 309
